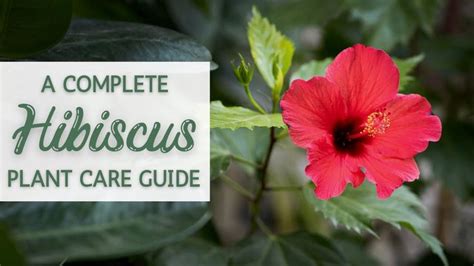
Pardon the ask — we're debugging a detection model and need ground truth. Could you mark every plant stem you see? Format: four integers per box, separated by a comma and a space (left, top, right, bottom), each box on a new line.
250, 127, 276, 233
275, 128, 289, 140
231, 154, 261, 168
272, 97, 279, 114
244, 84, 266, 114
220, 174, 255, 201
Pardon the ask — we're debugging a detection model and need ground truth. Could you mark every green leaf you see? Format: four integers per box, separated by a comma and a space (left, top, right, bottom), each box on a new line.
0, 203, 210, 264
411, 0, 443, 35
210, 101, 285, 130
29, 19, 212, 62
303, 182, 447, 265
150, 238, 228, 266
164, 0, 222, 48
231, 232, 349, 266
72, 0, 143, 22
291, 58, 333, 82
0, 225, 25, 266
347, 0, 442, 51
211, 128, 269, 176
394, 54, 424, 91
401, 222, 447, 266
248, 7, 294, 92
210, 140, 231, 179
332, 234, 379, 266
0, 0, 72, 58
268, 0, 346, 29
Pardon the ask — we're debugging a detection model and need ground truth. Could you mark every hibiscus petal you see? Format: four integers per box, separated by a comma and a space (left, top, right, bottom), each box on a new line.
361, 155, 420, 199
306, 137, 364, 199
372, 94, 442, 158
326, 44, 399, 115
281, 77, 346, 148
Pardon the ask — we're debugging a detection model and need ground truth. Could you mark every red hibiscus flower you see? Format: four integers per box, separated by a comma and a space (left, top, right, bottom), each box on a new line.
281, 44, 442, 200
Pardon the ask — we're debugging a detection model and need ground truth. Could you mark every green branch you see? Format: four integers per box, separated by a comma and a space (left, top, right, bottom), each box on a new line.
244, 84, 266, 114
220, 174, 255, 201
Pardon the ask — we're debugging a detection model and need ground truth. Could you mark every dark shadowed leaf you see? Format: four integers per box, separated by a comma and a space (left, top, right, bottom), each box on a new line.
421, 122, 474, 200
347, 0, 442, 50
0, 225, 25, 266
150, 238, 228, 266
164, 0, 222, 48
332, 234, 379, 266
411, 0, 443, 35
268, 0, 346, 28
72, 0, 143, 22
230, 232, 349, 266
0, 203, 210, 264
0, 0, 72, 58
28, 19, 212, 63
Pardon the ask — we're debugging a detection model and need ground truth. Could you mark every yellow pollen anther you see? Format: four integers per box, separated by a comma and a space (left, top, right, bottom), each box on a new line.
362, 111, 390, 137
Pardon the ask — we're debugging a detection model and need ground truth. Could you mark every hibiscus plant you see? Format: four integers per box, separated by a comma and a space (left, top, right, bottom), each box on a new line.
211, 7, 447, 265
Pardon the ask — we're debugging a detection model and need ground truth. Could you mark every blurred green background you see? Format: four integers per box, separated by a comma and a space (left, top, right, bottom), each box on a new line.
0, 0, 473, 265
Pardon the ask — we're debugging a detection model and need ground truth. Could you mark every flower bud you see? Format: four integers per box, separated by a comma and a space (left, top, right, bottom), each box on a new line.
231, 54, 254, 86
